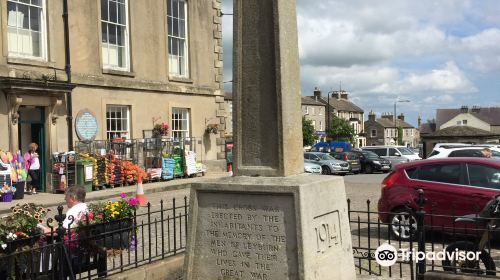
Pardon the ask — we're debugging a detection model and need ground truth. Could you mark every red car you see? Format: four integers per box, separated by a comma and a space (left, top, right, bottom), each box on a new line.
378, 157, 500, 241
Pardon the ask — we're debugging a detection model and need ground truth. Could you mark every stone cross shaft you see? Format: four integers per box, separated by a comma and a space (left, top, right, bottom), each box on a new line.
233, 0, 303, 177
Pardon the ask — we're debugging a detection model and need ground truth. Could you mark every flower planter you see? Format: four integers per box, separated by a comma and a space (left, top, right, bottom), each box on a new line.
0, 192, 13, 202
81, 218, 133, 249
1, 234, 41, 254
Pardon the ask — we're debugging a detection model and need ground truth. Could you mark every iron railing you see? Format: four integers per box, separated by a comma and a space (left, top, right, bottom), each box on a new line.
0, 197, 189, 279
349, 191, 500, 279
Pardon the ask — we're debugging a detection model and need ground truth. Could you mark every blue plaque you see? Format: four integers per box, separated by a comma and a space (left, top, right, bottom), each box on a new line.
75, 109, 98, 141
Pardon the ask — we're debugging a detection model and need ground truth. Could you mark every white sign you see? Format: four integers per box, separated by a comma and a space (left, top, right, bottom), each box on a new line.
84, 165, 93, 182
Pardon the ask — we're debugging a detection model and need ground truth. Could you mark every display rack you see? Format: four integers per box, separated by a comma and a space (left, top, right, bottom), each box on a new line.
143, 138, 163, 181
110, 140, 136, 161
51, 152, 77, 194
75, 141, 92, 154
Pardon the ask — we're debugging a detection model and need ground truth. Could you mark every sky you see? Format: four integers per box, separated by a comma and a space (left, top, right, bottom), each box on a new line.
221, 0, 500, 127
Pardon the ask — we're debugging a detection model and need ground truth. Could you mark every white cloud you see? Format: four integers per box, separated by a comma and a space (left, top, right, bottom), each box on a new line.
222, 0, 499, 123
374, 61, 477, 94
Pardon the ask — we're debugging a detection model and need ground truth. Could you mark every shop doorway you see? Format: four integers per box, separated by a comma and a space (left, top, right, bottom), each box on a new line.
18, 106, 46, 192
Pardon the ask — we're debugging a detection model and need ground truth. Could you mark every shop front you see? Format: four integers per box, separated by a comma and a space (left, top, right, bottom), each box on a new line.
0, 77, 75, 194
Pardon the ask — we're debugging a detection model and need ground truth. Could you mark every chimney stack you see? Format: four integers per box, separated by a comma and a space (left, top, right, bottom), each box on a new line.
368, 111, 376, 122
313, 87, 322, 98
332, 91, 340, 99
471, 105, 481, 113
418, 116, 422, 128
340, 91, 348, 100
381, 112, 394, 122
397, 113, 405, 122
460, 106, 469, 113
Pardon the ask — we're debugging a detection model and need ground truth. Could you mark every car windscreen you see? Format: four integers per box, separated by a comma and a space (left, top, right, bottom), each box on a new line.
362, 151, 380, 159
398, 147, 415, 155
319, 154, 334, 160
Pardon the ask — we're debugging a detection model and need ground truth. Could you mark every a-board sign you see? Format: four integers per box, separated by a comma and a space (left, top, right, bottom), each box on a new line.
75, 109, 98, 141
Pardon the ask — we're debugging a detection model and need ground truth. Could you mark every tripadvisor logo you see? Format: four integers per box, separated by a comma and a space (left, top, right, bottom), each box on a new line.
374, 243, 482, 267
375, 243, 398, 267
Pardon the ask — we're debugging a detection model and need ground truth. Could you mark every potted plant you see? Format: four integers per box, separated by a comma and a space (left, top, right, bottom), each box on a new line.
77, 193, 139, 250
0, 183, 16, 203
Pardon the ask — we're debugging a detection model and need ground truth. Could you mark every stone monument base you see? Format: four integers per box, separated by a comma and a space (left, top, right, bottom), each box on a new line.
184, 174, 356, 280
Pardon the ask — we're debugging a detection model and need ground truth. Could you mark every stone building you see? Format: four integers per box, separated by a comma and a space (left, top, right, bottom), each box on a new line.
0, 0, 226, 191
301, 96, 326, 141
419, 106, 500, 157
365, 111, 419, 147
305, 88, 365, 148
223, 91, 233, 139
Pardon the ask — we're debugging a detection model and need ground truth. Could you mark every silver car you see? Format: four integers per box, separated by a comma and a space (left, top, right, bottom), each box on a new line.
304, 152, 350, 175
304, 161, 322, 174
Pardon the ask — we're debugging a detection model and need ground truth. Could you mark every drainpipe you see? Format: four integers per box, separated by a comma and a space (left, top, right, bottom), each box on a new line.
63, 0, 73, 150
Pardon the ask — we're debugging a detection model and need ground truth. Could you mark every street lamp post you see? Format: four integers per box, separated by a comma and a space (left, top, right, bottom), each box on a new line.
394, 99, 410, 145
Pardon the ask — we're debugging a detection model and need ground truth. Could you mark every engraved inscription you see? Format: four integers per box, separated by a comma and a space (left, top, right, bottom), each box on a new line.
313, 210, 342, 254
193, 193, 298, 280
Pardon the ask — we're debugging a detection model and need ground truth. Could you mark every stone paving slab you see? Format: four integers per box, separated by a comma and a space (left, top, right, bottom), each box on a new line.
0, 172, 230, 214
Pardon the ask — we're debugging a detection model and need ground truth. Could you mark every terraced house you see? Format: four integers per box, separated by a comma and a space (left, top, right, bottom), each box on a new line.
0, 0, 226, 191
305, 88, 365, 148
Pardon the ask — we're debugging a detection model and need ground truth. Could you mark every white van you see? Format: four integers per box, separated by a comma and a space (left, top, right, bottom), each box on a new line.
361, 146, 422, 167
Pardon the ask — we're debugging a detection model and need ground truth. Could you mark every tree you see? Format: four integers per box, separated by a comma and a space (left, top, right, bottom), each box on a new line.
327, 116, 355, 142
302, 117, 317, 146
397, 126, 403, 145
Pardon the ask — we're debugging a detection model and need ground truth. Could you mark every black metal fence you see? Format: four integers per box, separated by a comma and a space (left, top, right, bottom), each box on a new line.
348, 191, 500, 279
0, 197, 189, 279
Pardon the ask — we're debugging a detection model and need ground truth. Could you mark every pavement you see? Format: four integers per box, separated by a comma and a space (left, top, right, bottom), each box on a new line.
0, 171, 231, 215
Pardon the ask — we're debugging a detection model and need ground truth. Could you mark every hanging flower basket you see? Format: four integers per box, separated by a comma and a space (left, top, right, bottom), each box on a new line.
152, 123, 169, 138
205, 124, 219, 134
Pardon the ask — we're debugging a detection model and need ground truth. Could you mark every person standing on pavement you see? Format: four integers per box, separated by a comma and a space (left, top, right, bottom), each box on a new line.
24, 142, 40, 194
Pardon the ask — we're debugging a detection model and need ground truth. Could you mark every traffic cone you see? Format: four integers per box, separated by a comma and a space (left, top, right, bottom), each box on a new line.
136, 176, 146, 206
228, 163, 233, 176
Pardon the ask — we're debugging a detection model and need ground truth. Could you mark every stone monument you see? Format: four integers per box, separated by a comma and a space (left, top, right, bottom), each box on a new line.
183, 0, 356, 279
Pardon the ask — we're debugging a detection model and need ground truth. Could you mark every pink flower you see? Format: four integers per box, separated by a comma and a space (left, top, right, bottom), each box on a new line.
127, 197, 139, 205
119, 192, 127, 198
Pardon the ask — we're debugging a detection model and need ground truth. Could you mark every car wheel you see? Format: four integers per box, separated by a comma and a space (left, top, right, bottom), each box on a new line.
383, 170, 390, 173
321, 166, 331, 175
365, 164, 373, 174
389, 208, 418, 241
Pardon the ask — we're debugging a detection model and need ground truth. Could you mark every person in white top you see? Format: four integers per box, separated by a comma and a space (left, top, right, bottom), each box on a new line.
63, 185, 88, 229
24, 142, 41, 194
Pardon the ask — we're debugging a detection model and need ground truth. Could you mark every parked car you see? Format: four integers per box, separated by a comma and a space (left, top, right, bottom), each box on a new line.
331, 152, 361, 174
378, 157, 500, 241
349, 150, 392, 173
304, 161, 322, 174
428, 146, 500, 159
304, 152, 350, 175
362, 146, 421, 167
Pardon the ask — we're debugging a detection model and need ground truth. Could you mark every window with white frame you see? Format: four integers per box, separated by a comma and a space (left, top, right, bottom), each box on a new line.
304, 106, 308, 115
311, 107, 315, 115
171, 108, 190, 139
319, 107, 323, 115
371, 129, 377, 137
319, 121, 323, 131
167, 0, 188, 77
106, 105, 130, 140
101, 0, 129, 70
7, 0, 46, 59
